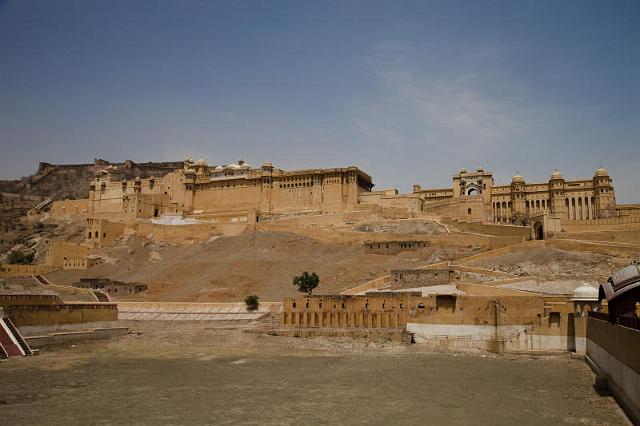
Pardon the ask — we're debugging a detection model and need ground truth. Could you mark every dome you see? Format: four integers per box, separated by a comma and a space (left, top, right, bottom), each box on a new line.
571, 284, 598, 302
195, 158, 207, 166
213, 165, 224, 172
550, 169, 563, 180
512, 173, 525, 183
594, 166, 608, 177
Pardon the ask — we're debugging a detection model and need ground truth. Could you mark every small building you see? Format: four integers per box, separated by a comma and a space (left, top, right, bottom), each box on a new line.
363, 240, 429, 255
62, 255, 103, 270
73, 278, 147, 295
390, 268, 453, 289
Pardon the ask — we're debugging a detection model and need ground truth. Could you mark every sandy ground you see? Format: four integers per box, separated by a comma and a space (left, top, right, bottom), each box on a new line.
44, 231, 476, 302
0, 322, 630, 426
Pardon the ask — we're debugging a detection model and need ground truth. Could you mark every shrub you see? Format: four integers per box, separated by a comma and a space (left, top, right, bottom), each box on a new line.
245, 294, 260, 311
6, 249, 34, 265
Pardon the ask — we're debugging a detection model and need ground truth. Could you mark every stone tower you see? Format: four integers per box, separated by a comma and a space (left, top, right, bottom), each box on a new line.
593, 167, 615, 218
548, 170, 566, 217
510, 173, 526, 223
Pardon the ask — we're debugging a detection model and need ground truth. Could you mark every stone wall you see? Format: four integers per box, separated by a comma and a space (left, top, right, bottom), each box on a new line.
0, 264, 58, 277
45, 240, 92, 267
390, 268, 452, 289
586, 314, 640, 423
4, 303, 118, 326
49, 198, 89, 219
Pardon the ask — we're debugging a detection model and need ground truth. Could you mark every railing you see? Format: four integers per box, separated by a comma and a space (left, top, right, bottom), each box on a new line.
588, 311, 609, 321
617, 315, 640, 331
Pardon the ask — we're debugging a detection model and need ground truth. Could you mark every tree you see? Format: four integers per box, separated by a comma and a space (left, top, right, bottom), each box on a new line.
245, 295, 259, 311
292, 271, 319, 295
7, 249, 34, 265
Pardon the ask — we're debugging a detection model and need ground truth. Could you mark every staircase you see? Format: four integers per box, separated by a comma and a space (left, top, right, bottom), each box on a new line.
3, 317, 32, 356
0, 317, 33, 357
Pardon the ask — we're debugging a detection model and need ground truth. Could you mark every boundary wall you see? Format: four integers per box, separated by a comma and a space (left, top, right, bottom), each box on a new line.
0, 264, 58, 277
586, 314, 640, 424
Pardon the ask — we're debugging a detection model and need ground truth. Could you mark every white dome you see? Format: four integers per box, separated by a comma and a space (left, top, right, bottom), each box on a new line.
594, 166, 608, 177
512, 173, 524, 183
213, 165, 224, 171
195, 158, 207, 166
572, 284, 598, 301
550, 169, 563, 180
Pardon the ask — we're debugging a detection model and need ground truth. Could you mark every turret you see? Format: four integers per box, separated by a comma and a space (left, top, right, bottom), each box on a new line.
549, 170, 566, 216
593, 167, 616, 218
510, 173, 526, 223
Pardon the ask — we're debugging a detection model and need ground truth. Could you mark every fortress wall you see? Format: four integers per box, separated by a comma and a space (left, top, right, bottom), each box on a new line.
50, 199, 89, 219
0, 264, 58, 277
271, 182, 321, 212
425, 197, 491, 222
193, 184, 262, 213
0, 294, 62, 306
132, 221, 222, 242
561, 217, 640, 232
264, 210, 377, 227
257, 222, 520, 248
4, 303, 118, 327
45, 241, 92, 267
86, 218, 126, 245
448, 220, 532, 238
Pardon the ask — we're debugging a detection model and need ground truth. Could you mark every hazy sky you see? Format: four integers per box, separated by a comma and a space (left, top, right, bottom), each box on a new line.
1, 1, 638, 202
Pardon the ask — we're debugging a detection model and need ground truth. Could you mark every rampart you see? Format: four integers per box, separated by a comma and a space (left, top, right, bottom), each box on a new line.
50, 199, 89, 219
3, 303, 118, 327
0, 264, 58, 277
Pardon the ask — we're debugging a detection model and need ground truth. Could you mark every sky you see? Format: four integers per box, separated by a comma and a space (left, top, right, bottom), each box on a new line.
0, 0, 638, 202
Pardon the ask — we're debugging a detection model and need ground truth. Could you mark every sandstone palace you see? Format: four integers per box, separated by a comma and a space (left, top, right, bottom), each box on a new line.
81, 158, 635, 235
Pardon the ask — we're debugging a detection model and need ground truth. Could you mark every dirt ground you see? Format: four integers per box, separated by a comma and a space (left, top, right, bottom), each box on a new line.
0, 322, 630, 426
462, 246, 629, 282
44, 231, 476, 302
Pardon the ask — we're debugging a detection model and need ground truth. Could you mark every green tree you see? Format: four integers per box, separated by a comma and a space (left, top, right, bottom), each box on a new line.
245, 295, 260, 311
7, 249, 34, 265
292, 271, 319, 295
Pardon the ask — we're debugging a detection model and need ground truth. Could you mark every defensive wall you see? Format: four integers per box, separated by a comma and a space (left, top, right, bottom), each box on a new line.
0, 295, 117, 327
282, 290, 590, 353
444, 219, 532, 239
586, 313, 640, 424
45, 240, 92, 267
257, 221, 523, 248
0, 264, 57, 278
49, 198, 89, 219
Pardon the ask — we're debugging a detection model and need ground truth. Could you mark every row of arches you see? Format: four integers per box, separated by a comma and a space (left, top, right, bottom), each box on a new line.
492, 201, 513, 223
565, 196, 595, 221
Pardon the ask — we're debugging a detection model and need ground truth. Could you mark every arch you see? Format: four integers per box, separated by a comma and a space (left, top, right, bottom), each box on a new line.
533, 221, 544, 240
466, 187, 478, 196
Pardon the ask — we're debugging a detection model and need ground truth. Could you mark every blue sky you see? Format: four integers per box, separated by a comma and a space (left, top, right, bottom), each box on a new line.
1, 0, 638, 202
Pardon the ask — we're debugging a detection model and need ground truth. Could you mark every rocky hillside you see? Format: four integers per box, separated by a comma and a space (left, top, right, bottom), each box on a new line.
0, 159, 182, 201
0, 159, 182, 253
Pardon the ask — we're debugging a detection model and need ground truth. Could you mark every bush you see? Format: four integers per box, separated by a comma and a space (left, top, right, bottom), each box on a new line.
245, 295, 260, 311
292, 271, 319, 295
6, 249, 34, 265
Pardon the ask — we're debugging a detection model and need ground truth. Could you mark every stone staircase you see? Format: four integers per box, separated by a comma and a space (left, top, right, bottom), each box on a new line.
0, 315, 33, 357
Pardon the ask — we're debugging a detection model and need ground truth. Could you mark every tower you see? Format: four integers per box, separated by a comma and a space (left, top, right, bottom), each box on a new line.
593, 167, 616, 218
510, 173, 526, 223
549, 170, 566, 217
